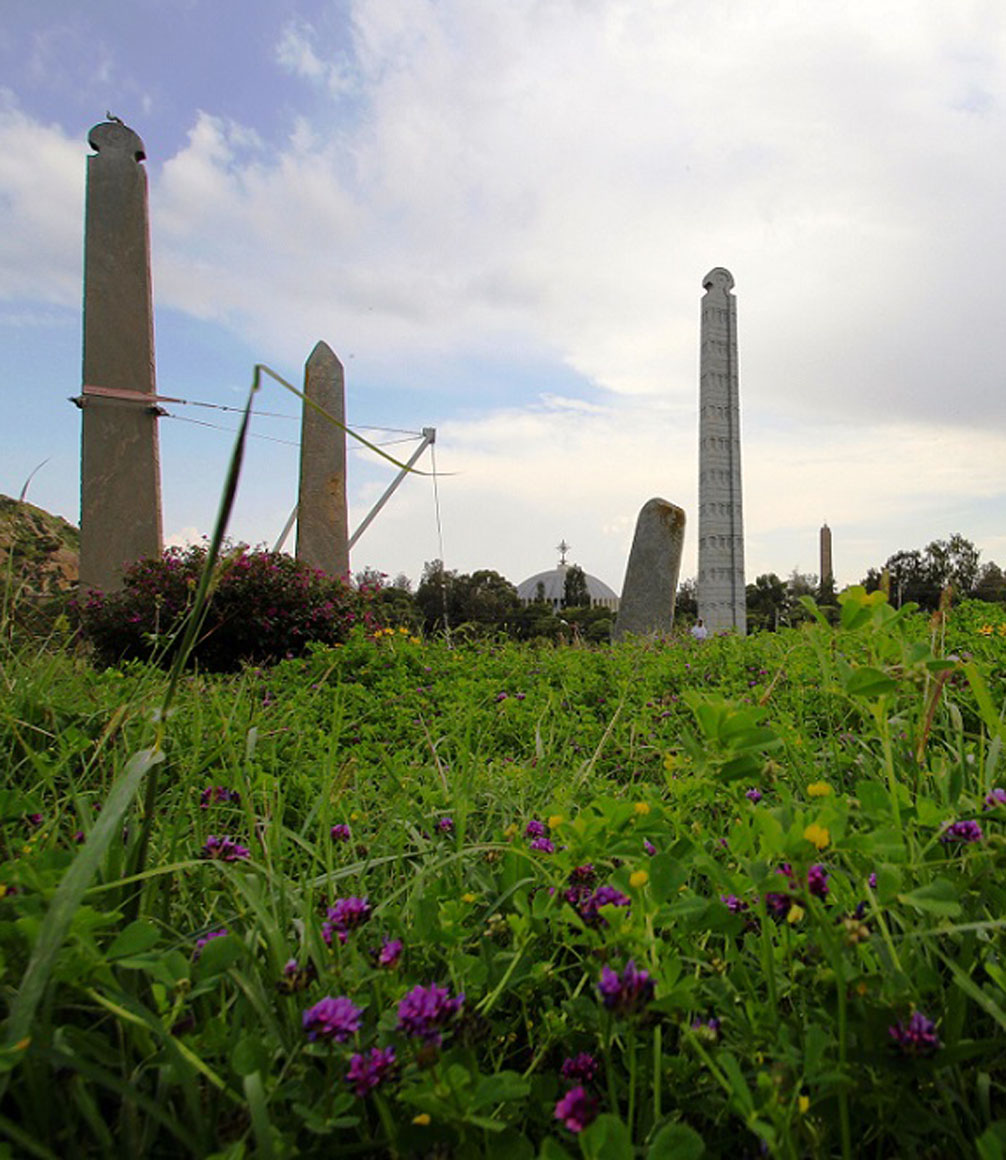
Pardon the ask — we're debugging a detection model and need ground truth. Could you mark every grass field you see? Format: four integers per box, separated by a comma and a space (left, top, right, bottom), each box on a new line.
2, 590, 1006, 1158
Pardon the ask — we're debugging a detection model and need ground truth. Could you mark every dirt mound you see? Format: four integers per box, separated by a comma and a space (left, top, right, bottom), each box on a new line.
0, 495, 79, 595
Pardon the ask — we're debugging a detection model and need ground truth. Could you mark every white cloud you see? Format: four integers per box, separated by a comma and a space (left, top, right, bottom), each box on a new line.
0, 92, 82, 305
5, 2, 1006, 593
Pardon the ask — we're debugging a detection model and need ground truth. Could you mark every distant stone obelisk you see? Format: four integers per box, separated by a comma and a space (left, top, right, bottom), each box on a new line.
697, 267, 746, 634
820, 523, 833, 584
79, 117, 163, 593
296, 341, 349, 578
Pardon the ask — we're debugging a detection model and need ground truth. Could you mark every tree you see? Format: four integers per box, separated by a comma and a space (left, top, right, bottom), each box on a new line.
563, 565, 590, 609
925, 533, 980, 598
975, 561, 1006, 603
676, 577, 698, 621
415, 561, 521, 636
415, 559, 455, 634
862, 533, 982, 610
746, 573, 789, 632
786, 570, 817, 625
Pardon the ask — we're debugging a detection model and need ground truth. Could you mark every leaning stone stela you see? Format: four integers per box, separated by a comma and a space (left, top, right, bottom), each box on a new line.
612, 498, 686, 641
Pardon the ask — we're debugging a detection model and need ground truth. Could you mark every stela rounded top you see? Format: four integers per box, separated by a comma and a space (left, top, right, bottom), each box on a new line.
88, 119, 146, 162
702, 267, 734, 294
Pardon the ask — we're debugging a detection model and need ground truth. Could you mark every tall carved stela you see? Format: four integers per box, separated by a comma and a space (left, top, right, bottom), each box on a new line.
79, 118, 163, 593
697, 267, 746, 634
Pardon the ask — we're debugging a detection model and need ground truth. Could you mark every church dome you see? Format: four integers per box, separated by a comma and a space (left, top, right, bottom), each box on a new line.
516, 542, 620, 611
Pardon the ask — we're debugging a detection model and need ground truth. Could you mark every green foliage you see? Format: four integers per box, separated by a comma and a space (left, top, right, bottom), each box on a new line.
2, 591, 1006, 1156
77, 544, 369, 671
864, 532, 989, 610
415, 560, 523, 637
563, 565, 590, 610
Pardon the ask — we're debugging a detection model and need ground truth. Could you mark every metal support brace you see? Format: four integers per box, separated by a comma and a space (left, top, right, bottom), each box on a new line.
274, 427, 436, 554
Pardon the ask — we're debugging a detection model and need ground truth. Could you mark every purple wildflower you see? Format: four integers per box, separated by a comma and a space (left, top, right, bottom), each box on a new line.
322, 896, 372, 945
26, 813, 43, 828
192, 928, 228, 960
598, 960, 655, 1015
302, 995, 362, 1042
568, 864, 597, 887
436, 817, 454, 834
330, 823, 352, 842
278, 958, 317, 993
200, 786, 241, 809
888, 1011, 941, 1057
378, 938, 403, 968
561, 1052, 599, 1084
555, 1086, 598, 1133
346, 1046, 397, 1097
764, 890, 792, 921
571, 884, 631, 928
525, 819, 547, 838
199, 834, 251, 862
868, 872, 878, 889
720, 893, 749, 913
807, 864, 830, 900
745, 788, 763, 803
530, 837, 555, 853
940, 819, 983, 845
396, 982, 465, 1044
984, 788, 1006, 809
643, 838, 657, 856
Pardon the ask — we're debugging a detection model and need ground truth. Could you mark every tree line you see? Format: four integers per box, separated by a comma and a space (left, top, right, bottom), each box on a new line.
358, 532, 1003, 640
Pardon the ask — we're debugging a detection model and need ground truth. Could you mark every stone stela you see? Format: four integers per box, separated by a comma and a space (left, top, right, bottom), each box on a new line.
78, 118, 163, 593
697, 267, 746, 634
612, 498, 685, 641
296, 341, 349, 578
820, 523, 833, 585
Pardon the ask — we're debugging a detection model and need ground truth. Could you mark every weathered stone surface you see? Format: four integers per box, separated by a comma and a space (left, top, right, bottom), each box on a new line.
612, 498, 685, 640
296, 341, 349, 578
79, 119, 163, 593
697, 267, 746, 634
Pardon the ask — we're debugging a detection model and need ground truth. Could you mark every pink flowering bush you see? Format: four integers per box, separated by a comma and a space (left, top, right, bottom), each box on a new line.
78, 543, 373, 670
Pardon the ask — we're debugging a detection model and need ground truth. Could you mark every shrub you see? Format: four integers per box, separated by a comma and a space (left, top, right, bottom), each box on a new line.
78, 543, 372, 670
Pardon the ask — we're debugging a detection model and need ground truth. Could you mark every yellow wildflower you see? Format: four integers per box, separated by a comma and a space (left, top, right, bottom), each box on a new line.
663, 753, 678, 772
629, 870, 649, 889
979, 624, 994, 636
548, 814, 563, 830
798, 1094, 810, 1115
634, 801, 651, 815
413, 1113, 431, 1126
807, 781, 831, 797
410, 636, 421, 645
462, 892, 477, 903
787, 903, 805, 924
804, 822, 830, 851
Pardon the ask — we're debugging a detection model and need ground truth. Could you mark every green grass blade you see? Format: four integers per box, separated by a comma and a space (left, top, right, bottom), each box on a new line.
0, 746, 164, 1057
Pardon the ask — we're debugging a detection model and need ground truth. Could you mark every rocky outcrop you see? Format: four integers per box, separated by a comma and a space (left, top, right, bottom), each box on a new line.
0, 496, 80, 595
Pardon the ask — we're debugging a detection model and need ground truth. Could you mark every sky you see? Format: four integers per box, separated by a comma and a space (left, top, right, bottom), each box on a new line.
3, 0, 1006, 596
